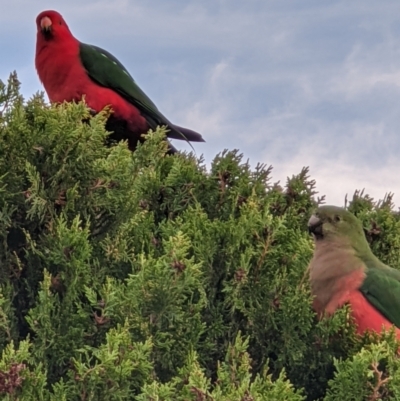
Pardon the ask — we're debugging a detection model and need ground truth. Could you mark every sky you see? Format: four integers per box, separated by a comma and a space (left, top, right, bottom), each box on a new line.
1, 0, 400, 206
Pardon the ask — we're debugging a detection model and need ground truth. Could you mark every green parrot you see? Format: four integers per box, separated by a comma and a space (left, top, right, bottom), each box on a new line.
307, 205, 400, 338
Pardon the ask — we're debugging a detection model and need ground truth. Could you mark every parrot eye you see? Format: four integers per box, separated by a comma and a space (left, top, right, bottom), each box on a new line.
59, 21, 62, 25
334, 215, 341, 222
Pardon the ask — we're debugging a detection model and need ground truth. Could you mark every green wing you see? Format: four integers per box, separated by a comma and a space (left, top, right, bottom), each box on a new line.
360, 268, 400, 328
79, 42, 172, 132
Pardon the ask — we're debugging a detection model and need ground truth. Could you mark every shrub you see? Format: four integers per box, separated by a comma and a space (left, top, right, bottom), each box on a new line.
0, 72, 399, 400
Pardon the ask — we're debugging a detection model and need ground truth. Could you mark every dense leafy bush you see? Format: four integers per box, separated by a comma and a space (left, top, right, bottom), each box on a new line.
1, 73, 400, 400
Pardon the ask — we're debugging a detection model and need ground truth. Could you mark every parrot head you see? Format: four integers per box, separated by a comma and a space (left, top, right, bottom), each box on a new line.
36, 10, 72, 41
308, 205, 366, 247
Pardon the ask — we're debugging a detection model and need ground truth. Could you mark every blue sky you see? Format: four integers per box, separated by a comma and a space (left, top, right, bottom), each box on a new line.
1, 0, 400, 205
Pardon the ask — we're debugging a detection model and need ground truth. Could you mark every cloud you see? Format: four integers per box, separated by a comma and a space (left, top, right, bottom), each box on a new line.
269, 141, 400, 206
1, 1, 400, 206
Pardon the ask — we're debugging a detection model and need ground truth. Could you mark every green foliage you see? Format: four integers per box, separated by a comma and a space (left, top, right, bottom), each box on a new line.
138, 334, 304, 401
1, 72, 400, 400
325, 331, 400, 401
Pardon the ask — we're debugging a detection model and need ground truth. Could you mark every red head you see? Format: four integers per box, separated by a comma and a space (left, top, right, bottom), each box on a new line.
36, 10, 74, 43
35, 10, 80, 96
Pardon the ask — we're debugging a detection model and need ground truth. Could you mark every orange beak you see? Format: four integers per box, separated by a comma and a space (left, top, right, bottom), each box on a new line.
40, 16, 52, 32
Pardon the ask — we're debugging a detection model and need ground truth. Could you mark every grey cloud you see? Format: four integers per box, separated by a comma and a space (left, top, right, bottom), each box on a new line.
1, 0, 400, 205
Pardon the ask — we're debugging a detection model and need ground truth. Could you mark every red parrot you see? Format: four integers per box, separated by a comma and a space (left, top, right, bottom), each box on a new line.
35, 10, 205, 153
307, 205, 400, 339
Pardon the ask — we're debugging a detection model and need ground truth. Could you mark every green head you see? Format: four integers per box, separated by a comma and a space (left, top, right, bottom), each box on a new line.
308, 205, 370, 255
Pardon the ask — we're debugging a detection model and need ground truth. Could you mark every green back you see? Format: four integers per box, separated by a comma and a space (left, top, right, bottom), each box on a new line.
79, 42, 171, 131
361, 266, 400, 328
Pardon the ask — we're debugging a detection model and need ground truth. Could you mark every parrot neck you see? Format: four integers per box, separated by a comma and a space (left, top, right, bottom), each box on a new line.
309, 239, 366, 314
35, 34, 81, 103
359, 251, 387, 269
